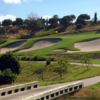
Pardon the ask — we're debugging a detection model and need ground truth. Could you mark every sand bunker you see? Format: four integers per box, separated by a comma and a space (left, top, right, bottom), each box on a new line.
18, 38, 61, 52
1, 41, 26, 53
67, 38, 100, 53
54, 49, 65, 51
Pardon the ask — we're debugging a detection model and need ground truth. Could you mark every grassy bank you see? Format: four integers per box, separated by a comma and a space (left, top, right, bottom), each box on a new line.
1, 61, 100, 88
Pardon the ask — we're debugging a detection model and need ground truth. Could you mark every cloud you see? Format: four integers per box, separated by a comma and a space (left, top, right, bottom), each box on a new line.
0, 14, 16, 22
3, 0, 21, 4
42, 15, 52, 19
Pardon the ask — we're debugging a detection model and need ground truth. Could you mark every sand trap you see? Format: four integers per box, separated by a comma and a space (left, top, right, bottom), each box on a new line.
67, 38, 100, 53
54, 49, 65, 51
18, 38, 61, 52
1, 41, 26, 53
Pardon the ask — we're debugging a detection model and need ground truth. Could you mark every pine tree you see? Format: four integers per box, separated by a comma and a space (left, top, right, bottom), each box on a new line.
94, 12, 97, 24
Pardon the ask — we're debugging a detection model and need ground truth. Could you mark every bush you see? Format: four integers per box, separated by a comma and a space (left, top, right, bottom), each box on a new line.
76, 24, 83, 29
46, 58, 51, 65
0, 51, 21, 74
32, 29, 56, 38
0, 69, 17, 85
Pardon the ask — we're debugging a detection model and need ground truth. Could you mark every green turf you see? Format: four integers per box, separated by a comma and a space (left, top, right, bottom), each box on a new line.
1, 31, 100, 56
0, 61, 100, 88
89, 82, 100, 89
16, 31, 100, 56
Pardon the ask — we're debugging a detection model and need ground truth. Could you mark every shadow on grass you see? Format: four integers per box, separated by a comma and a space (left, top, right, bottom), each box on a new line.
95, 30, 100, 34
74, 69, 89, 77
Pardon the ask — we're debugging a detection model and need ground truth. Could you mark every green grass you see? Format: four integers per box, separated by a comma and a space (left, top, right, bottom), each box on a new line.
1, 31, 100, 56
0, 61, 100, 88
15, 31, 100, 56
0, 39, 20, 47
89, 82, 100, 89
32, 29, 57, 37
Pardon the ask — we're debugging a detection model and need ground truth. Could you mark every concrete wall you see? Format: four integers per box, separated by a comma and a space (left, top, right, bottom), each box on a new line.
0, 81, 39, 97
22, 81, 84, 100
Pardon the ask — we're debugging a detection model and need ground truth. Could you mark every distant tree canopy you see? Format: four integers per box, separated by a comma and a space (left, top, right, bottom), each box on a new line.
94, 12, 97, 24
26, 12, 45, 32
2, 19, 12, 27
76, 14, 90, 25
48, 15, 59, 26
77, 14, 90, 20
60, 15, 76, 26
15, 18, 23, 27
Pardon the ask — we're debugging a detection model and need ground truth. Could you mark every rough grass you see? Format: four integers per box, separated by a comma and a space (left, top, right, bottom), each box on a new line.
1, 61, 100, 88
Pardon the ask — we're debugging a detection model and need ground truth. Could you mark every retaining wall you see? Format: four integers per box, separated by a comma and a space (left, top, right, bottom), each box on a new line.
22, 81, 83, 100
0, 81, 39, 97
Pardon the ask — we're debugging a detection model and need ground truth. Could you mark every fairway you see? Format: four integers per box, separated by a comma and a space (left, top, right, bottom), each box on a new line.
1, 31, 100, 56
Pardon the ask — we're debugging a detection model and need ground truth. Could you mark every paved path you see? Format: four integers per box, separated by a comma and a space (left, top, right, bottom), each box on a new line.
1, 62, 100, 100
70, 62, 100, 67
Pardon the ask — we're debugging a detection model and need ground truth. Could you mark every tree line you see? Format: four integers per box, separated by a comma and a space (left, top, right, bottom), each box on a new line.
1, 12, 98, 31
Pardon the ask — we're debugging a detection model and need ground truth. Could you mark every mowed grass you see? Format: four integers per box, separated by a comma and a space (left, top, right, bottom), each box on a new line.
0, 61, 100, 88
15, 31, 100, 56
1, 31, 100, 56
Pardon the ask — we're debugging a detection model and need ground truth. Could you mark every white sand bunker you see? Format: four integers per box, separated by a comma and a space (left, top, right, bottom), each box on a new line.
18, 38, 61, 52
1, 41, 26, 53
54, 49, 65, 51
67, 38, 100, 53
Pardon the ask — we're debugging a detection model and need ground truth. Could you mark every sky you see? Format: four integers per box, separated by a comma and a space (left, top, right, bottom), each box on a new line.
0, 0, 100, 22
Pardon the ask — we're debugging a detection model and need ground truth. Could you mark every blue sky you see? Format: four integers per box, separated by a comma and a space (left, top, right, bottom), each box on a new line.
0, 0, 100, 22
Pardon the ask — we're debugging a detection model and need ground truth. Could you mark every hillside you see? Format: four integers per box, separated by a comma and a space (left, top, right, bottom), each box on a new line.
0, 21, 100, 39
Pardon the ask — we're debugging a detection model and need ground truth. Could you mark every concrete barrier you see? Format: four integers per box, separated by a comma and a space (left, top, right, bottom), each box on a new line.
22, 81, 84, 100
0, 81, 39, 97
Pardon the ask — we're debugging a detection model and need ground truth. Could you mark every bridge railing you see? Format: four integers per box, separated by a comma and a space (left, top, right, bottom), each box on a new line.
22, 81, 83, 100
0, 81, 39, 97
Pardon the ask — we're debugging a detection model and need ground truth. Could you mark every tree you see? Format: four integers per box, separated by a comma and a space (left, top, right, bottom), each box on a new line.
77, 14, 90, 20
26, 12, 44, 32
94, 12, 97, 24
52, 58, 70, 79
33, 65, 46, 81
2, 19, 12, 27
76, 14, 90, 25
80, 54, 92, 69
76, 18, 86, 25
0, 51, 21, 74
60, 16, 69, 27
49, 18, 57, 26
12, 21, 17, 26
15, 18, 23, 27
0, 68, 17, 85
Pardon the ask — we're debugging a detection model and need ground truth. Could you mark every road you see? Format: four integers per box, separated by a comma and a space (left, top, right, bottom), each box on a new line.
0, 62, 100, 100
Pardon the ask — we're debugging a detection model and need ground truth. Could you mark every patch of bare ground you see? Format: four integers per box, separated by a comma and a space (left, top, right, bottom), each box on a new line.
73, 87, 100, 97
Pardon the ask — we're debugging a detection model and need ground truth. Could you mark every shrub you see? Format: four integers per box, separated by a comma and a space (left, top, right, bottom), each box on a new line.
76, 24, 83, 29
0, 51, 21, 74
46, 58, 51, 65
32, 29, 56, 38
0, 69, 17, 85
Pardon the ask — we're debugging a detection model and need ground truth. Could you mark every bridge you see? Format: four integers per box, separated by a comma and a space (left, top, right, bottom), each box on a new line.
0, 75, 100, 100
